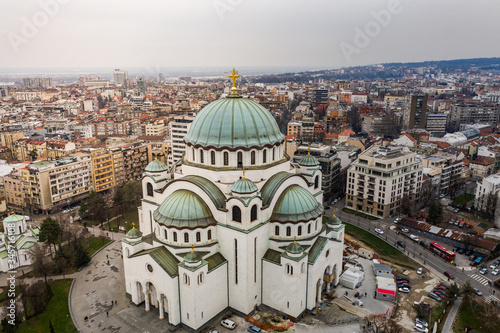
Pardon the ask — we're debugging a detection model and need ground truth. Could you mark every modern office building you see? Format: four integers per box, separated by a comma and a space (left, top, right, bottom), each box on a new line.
403, 94, 428, 129
167, 115, 194, 167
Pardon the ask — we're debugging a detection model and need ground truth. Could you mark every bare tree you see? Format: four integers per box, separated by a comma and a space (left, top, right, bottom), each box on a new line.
360, 315, 403, 333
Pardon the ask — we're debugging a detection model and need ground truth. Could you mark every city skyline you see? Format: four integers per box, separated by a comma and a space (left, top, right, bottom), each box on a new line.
1, 0, 499, 69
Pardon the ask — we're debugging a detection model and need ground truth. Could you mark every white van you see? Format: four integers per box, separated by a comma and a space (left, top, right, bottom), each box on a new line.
410, 234, 419, 242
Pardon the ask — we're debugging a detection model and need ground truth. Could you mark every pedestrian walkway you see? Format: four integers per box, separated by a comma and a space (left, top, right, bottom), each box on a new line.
470, 274, 491, 286
485, 295, 499, 304
441, 297, 462, 333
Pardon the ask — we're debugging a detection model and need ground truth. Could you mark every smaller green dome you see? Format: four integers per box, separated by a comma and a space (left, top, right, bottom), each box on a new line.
299, 152, 319, 166
145, 159, 168, 172
126, 227, 143, 239
286, 241, 304, 255
271, 185, 323, 223
184, 250, 202, 263
231, 178, 258, 194
327, 215, 342, 225
4, 214, 24, 223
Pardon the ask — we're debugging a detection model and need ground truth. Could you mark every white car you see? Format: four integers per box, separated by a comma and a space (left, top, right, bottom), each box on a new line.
399, 286, 410, 293
492, 269, 500, 276
479, 268, 488, 275
415, 318, 428, 328
393, 218, 400, 223
375, 228, 384, 235
417, 267, 423, 275
402, 228, 409, 233
410, 234, 419, 242
221, 319, 236, 330
414, 323, 428, 333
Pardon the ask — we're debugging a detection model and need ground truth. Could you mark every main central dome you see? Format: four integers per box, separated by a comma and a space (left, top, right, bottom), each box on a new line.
184, 95, 285, 149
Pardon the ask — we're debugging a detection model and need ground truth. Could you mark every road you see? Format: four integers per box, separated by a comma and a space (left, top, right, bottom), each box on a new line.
326, 199, 499, 305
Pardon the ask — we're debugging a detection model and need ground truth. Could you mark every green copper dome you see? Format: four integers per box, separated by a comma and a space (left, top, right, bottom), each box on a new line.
126, 227, 143, 239
145, 159, 168, 172
327, 215, 342, 225
231, 178, 258, 194
299, 154, 319, 166
286, 241, 304, 255
4, 214, 24, 223
153, 190, 216, 229
184, 96, 285, 149
184, 250, 203, 264
271, 185, 323, 223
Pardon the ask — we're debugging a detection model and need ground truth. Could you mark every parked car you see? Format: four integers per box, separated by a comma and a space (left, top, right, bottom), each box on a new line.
221, 319, 236, 330
490, 261, 499, 270
415, 318, 429, 328
474, 288, 483, 296
417, 267, 423, 275
209, 330, 219, 333
397, 241, 406, 248
436, 285, 447, 291
459, 221, 465, 228
396, 277, 410, 283
419, 240, 428, 247
401, 228, 409, 233
475, 257, 484, 264
454, 208, 460, 213
247, 326, 262, 333
375, 228, 384, 235
469, 255, 477, 261
444, 271, 454, 279
428, 292, 442, 302
465, 250, 473, 256
479, 268, 488, 275
458, 248, 465, 254
400, 284, 411, 289
454, 220, 460, 226
410, 234, 419, 242
399, 286, 410, 293
492, 269, 500, 276
470, 261, 477, 267
394, 217, 400, 223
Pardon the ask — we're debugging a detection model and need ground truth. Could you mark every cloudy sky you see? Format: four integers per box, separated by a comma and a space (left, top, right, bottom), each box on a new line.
0, 0, 499, 70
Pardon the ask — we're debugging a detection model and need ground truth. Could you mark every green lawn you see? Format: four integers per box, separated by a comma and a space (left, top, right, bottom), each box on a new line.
16, 279, 77, 333
84, 207, 139, 232
344, 223, 418, 269
453, 193, 474, 205
86, 236, 112, 256
342, 207, 380, 220
453, 297, 500, 332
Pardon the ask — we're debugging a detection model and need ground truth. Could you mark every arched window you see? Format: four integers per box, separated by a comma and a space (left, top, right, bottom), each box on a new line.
173, 232, 177, 242
192, 148, 195, 161
251, 205, 258, 221
272, 147, 275, 161
251, 151, 256, 165
184, 233, 189, 243
183, 273, 190, 285
286, 264, 293, 275
263, 150, 267, 163
308, 224, 311, 234
198, 273, 204, 284
146, 183, 153, 197
234, 239, 238, 284
200, 150, 204, 164
314, 175, 319, 189
208, 229, 212, 240
223, 152, 229, 166
275, 226, 280, 236
315, 221, 318, 231
298, 225, 302, 236
196, 232, 201, 242
164, 229, 168, 240
326, 249, 330, 258
126, 248, 130, 257
232, 206, 242, 223
286, 226, 291, 237
237, 152, 243, 169
211, 151, 215, 165
301, 262, 305, 274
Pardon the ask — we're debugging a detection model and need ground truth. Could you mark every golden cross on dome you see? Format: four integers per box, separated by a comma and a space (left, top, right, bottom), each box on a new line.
332, 209, 336, 217
293, 236, 297, 244
191, 244, 194, 253
132, 222, 135, 230
307, 147, 311, 155
242, 169, 246, 179
228, 68, 240, 95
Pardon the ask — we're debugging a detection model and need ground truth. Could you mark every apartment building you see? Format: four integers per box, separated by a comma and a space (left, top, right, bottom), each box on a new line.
448, 103, 499, 132
122, 143, 149, 183
46, 141, 76, 160
474, 174, 500, 212
13, 139, 47, 161
167, 115, 194, 167
90, 149, 116, 192
403, 95, 428, 129
346, 146, 423, 218
421, 153, 464, 195
26, 154, 93, 213
145, 120, 168, 136
2, 168, 26, 213
287, 122, 302, 138
0, 132, 24, 152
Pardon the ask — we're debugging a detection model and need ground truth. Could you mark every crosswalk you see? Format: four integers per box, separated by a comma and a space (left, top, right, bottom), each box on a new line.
485, 295, 499, 304
470, 274, 491, 286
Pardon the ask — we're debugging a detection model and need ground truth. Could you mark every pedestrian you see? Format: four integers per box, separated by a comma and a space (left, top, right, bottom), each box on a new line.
106, 311, 109, 317
106, 255, 108, 259
111, 300, 114, 305
107, 260, 110, 265
115, 300, 117, 305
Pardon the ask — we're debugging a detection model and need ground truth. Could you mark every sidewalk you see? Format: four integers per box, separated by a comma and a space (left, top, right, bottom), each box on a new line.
441, 297, 462, 333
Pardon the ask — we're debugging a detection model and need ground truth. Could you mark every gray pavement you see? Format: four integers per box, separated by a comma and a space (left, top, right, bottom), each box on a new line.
441, 297, 462, 333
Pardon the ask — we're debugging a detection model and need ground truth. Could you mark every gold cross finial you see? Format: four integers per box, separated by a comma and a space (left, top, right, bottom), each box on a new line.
228, 68, 240, 95
191, 244, 194, 253
132, 222, 135, 230
242, 169, 246, 179
154, 152, 157, 161
307, 147, 311, 155
332, 209, 336, 217
294, 236, 297, 244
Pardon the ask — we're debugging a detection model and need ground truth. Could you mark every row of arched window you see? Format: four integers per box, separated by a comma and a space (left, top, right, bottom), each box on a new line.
285, 263, 306, 275
158, 227, 213, 244
182, 272, 205, 286
232, 205, 258, 223
274, 220, 319, 237
191, 146, 280, 167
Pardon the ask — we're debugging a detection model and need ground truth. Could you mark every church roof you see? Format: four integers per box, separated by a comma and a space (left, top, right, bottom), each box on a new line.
4, 214, 24, 223
263, 249, 281, 265
286, 241, 304, 254
184, 96, 285, 149
261, 172, 308, 207
206, 252, 227, 272
144, 159, 168, 172
308, 236, 329, 264
271, 185, 323, 223
154, 190, 216, 229
183, 250, 203, 264
231, 177, 258, 194
166, 175, 227, 211
327, 215, 342, 225
299, 152, 320, 166
130, 246, 179, 277
126, 228, 143, 239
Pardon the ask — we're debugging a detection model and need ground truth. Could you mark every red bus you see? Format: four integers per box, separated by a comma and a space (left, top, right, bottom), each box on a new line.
429, 242, 456, 262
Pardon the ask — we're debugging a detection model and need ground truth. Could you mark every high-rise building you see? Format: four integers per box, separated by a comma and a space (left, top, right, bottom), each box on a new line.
448, 103, 499, 132
167, 115, 194, 167
22, 77, 53, 88
137, 77, 147, 95
403, 94, 428, 129
425, 112, 448, 136
346, 145, 423, 218
113, 69, 128, 87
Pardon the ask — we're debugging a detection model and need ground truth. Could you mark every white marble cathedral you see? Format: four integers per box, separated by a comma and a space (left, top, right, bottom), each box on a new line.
121, 69, 345, 331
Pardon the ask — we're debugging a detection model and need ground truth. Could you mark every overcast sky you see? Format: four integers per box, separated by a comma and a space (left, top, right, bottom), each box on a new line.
0, 0, 499, 70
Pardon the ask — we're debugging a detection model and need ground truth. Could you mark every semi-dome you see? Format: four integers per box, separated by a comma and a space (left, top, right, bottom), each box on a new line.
153, 190, 216, 229
184, 96, 285, 149
271, 185, 323, 223
145, 159, 168, 172
231, 177, 258, 194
